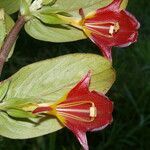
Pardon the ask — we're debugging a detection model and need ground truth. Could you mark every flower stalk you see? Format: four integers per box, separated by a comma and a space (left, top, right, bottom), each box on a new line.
0, 15, 25, 77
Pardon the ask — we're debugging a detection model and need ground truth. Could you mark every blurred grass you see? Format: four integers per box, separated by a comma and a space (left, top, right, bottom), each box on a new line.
0, 0, 150, 150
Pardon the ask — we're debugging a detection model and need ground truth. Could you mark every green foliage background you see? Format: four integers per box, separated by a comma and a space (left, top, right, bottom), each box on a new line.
0, 0, 150, 149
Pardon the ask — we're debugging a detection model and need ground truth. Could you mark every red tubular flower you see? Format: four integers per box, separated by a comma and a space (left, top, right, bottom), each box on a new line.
33, 72, 113, 150
81, 0, 140, 59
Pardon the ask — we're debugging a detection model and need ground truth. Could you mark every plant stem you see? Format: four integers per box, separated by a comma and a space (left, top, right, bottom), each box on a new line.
0, 15, 26, 76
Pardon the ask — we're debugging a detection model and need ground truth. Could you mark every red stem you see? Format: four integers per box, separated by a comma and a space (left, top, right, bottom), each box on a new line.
0, 15, 25, 76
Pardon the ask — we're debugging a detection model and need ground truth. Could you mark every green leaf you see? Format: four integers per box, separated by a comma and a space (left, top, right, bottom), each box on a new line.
50, 0, 113, 16
25, 0, 113, 42
0, 9, 6, 48
0, 80, 10, 102
42, 0, 57, 6
0, 98, 38, 111
7, 109, 36, 118
5, 13, 15, 32
26, 0, 128, 42
49, 0, 128, 14
0, 0, 20, 14
25, 18, 86, 42
20, 0, 30, 16
26, 0, 33, 5
0, 53, 115, 139
0, 0, 33, 14
33, 13, 65, 24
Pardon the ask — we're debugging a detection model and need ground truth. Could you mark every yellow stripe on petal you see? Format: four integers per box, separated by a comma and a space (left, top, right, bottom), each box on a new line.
56, 113, 67, 124
82, 27, 92, 38
85, 11, 96, 20
47, 93, 68, 123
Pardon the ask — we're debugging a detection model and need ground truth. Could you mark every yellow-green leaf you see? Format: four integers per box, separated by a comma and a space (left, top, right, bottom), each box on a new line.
26, 0, 113, 42
0, 53, 115, 139
25, 18, 86, 42
0, 0, 20, 14
0, 80, 10, 102
7, 109, 36, 118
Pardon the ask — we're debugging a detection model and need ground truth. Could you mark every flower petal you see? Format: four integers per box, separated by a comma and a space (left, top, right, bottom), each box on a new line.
67, 71, 91, 100
73, 130, 88, 150
84, 8, 139, 59
122, 10, 140, 30
66, 124, 89, 150
89, 34, 112, 60
32, 72, 113, 150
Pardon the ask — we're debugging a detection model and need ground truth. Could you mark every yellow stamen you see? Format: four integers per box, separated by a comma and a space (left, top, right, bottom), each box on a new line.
56, 108, 90, 113
84, 21, 120, 38
114, 22, 120, 32
109, 25, 115, 35
58, 111, 95, 122
90, 103, 97, 117
58, 101, 95, 110
109, 22, 120, 35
